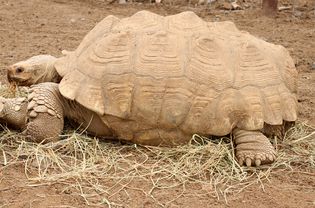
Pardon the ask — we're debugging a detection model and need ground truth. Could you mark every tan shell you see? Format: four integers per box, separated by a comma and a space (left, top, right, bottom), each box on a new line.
54, 11, 297, 137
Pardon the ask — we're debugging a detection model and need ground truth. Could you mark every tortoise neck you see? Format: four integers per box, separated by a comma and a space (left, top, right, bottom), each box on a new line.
34, 59, 62, 84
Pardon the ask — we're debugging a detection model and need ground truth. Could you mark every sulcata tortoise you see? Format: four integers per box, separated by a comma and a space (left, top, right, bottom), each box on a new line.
4, 11, 298, 167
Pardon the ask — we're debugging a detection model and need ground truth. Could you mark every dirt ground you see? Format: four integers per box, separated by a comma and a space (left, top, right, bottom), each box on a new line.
0, 0, 314, 207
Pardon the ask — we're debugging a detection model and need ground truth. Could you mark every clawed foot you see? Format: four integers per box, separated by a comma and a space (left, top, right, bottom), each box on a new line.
236, 149, 276, 167
233, 129, 276, 167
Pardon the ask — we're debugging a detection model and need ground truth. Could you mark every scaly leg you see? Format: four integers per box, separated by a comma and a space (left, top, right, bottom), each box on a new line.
0, 97, 28, 130
233, 128, 276, 167
23, 82, 112, 142
24, 82, 64, 143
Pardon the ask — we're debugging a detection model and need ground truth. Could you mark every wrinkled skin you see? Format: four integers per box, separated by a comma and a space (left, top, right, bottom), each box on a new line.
3, 55, 281, 167
7, 55, 61, 86
0, 97, 28, 130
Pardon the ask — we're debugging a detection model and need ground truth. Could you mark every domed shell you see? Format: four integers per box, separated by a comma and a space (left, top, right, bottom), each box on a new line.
54, 11, 297, 136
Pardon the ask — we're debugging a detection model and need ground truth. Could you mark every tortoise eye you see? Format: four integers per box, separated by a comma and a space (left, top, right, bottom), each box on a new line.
16, 67, 24, 73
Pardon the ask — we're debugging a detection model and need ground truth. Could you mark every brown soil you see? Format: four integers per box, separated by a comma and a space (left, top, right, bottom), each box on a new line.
0, 0, 314, 207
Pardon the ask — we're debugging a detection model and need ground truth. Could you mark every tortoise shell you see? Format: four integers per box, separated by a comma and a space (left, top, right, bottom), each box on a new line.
54, 11, 297, 137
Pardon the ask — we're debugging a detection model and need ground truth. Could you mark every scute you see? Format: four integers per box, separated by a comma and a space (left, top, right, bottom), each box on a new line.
135, 31, 184, 78
238, 87, 264, 130
186, 35, 232, 91
113, 10, 163, 32
166, 11, 206, 35
54, 11, 298, 136
55, 15, 120, 77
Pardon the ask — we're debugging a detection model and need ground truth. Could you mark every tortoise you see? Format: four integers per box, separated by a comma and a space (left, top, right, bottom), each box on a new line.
3, 11, 298, 167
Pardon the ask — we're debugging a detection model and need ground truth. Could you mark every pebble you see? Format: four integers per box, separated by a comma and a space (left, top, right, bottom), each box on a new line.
198, 0, 216, 4
293, 11, 302, 17
311, 62, 315, 70
220, 2, 232, 10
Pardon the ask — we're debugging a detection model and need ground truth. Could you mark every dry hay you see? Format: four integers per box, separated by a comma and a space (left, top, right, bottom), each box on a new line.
1, 125, 314, 206
0, 84, 28, 98
0, 85, 314, 206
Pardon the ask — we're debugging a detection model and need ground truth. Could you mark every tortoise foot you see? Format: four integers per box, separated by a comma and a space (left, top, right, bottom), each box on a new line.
233, 129, 276, 167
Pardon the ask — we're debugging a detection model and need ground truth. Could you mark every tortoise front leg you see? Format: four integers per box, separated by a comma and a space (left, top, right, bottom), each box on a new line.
24, 83, 64, 143
233, 128, 276, 167
0, 97, 28, 130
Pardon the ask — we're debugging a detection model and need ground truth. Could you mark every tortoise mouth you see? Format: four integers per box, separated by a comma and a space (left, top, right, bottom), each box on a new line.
7, 74, 31, 86
6, 65, 32, 86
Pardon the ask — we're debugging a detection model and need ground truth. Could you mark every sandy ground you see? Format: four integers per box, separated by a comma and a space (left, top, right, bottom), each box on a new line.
0, 0, 314, 207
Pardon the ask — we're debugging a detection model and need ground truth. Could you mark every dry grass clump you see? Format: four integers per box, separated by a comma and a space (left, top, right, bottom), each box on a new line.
0, 84, 28, 98
0, 123, 314, 206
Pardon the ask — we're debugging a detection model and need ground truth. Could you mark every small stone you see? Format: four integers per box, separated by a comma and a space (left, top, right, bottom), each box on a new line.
278, 6, 292, 11
70, 18, 76, 23
36, 193, 46, 198
231, 2, 242, 10
218, 1, 242, 10
199, 0, 216, 4
293, 11, 302, 17
311, 62, 315, 70
118, 0, 126, 4
219, 2, 232, 10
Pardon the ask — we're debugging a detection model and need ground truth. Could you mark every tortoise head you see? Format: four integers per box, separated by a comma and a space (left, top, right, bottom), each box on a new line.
7, 55, 60, 86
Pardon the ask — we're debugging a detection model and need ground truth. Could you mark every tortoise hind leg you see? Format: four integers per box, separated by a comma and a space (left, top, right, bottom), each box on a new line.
233, 128, 276, 167
262, 122, 295, 139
